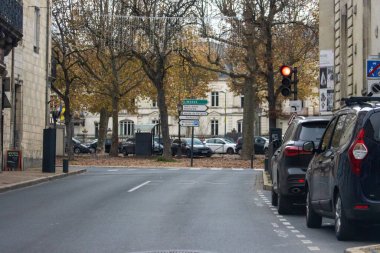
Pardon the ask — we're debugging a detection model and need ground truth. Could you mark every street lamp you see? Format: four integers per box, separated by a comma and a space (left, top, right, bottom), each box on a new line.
220, 91, 227, 137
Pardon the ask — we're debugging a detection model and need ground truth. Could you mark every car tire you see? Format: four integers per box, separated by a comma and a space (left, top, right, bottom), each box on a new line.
226, 148, 234, 155
335, 194, 354, 241
74, 147, 81, 154
277, 193, 291, 215
271, 188, 278, 206
306, 189, 322, 228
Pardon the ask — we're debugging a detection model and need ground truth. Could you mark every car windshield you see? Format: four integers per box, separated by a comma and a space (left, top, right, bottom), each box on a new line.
298, 121, 329, 144
72, 138, 81, 144
223, 138, 235, 143
184, 138, 203, 145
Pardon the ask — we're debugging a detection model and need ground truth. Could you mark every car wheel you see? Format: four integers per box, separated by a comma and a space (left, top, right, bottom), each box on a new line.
335, 194, 354, 241
74, 147, 81, 154
271, 187, 278, 206
186, 149, 192, 158
226, 148, 234, 155
306, 189, 322, 228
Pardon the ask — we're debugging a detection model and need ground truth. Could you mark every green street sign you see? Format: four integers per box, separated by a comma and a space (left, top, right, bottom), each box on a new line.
182, 99, 208, 105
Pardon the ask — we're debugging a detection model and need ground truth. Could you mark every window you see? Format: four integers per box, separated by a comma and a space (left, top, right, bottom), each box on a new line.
364, 112, 380, 141
152, 120, 159, 136
298, 121, 329, 146
119, 120, 134, 136
283, 122, 296, 143
237, 120, 243, 133
340, 114, 356, 146
211, 92, 219, 107
34, 7, 40, 53
320, 117, 338, 151
211, 120, 219, 136
240, 95, 244, 108
331, 115, 347, 149
215, 139, 225, 144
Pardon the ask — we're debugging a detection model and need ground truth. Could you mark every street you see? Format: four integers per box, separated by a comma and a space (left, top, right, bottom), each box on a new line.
0, 168, 379, 253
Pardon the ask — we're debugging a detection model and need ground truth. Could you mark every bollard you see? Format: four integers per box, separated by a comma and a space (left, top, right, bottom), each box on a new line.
251, 154, 254, 169
63, 159, 69, 173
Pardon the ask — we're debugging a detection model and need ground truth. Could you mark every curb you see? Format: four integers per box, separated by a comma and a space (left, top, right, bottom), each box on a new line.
345, 245, 380, 253
262, 170, 272, 191
0, 169, 87, 193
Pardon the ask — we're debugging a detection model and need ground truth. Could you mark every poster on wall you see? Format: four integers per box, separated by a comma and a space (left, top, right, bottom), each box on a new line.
320, 50, 334, 112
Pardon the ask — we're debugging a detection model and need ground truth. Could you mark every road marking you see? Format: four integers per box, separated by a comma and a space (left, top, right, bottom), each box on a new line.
301, 240, 312, 244
270, 208, 277, 211
168, 168, 179, 171
279, 218, 287, 222
211, 168, 223, 170
128, 169, 137, 171
276, 215, 283, 218
291, 230, 300, 233
282, 222, 291, 225
296, 234, 306, 238
307, 246, 320, 251
107, 169, 119, 172
189, 168, 201, 170
286, 226, 295, 229
271, 223, 279, 228
253, 168, 264, 171
232, 168, 244, 171
128, 181, 151, 192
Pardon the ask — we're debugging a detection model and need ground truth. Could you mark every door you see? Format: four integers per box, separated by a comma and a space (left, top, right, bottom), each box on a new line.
205, 138, 217, 152
215, 139, 226, 153
310, 117, 337, 203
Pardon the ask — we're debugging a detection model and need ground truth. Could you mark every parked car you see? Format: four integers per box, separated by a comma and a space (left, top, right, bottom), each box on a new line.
86, 139, 113, 153
121, 138, 163, 156
235, 136, 269, 155
171, 138, 212, 157
204, 137, 236, 154
304, 97, 380, 240
72, 138, 91, 154
271, 116, 330, 214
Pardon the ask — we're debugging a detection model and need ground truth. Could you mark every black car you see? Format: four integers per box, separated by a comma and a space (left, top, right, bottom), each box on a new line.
271, 116, 330, 214
304, 97, 380, 240
171, 138, 212, 157
235, 136, 269, 155
86, 139, 113, 153
72, 138, 91, 154
121, 138, 163, 156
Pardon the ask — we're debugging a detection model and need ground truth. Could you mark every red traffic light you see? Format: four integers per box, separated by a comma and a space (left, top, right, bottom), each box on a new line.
280, 65, 292, 77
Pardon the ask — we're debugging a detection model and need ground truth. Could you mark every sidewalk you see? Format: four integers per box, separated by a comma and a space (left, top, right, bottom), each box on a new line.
0, 167, 86, 193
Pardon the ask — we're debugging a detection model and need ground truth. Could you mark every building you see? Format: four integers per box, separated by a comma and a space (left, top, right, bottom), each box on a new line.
1, 0, 51, 170
320, 0, 380, 111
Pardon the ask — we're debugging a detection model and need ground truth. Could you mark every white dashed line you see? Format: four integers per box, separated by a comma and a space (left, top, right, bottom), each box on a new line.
279, 218, 287, 222
291, 230, 300, 233
307, 246, 320, 251
128, 181, 151, 193
168, 168, 179, 171
286, 226, 295, 229
276, 215, 283, 218
107, 169, 119, 172
211, 168, 222, 170
296, 234, 306, 238
282, 222, 291, 226
271, 223, 279, 228
232, 168, 244, 171
301, 240, 313, 244
189, 168, 201, 170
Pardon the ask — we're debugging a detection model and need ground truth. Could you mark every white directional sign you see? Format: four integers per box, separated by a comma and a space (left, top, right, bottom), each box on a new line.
179, 115, 199, 120
289, 100, 302, 113
182, 105, 208, 112
180, 119, 199, 127
181, 111, 208, 116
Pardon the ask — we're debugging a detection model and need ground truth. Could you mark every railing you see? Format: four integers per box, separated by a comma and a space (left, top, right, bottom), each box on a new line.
0, 0, 23, 36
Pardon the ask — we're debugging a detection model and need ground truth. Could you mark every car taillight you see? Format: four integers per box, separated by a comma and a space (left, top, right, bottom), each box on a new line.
284, 146, 312, 157
348, 129, 368, 176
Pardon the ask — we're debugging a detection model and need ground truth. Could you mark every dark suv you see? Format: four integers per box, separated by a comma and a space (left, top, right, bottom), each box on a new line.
271, 116, 330, 214
304, 97, 380, 240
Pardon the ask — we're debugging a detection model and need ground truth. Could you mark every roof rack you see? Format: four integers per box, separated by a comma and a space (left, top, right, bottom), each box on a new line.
341, 96, 380, 107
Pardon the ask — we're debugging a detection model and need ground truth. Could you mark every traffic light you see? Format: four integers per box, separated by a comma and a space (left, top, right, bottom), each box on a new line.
279, 65, 293, 97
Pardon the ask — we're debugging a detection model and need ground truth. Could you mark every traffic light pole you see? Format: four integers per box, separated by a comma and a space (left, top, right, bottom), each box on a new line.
293, 67, 298, 100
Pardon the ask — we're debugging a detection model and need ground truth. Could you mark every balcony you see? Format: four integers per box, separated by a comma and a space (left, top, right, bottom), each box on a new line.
0, 0, 23, 56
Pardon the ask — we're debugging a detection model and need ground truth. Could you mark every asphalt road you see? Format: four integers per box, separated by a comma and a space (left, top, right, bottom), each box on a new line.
0, 167, 379, 253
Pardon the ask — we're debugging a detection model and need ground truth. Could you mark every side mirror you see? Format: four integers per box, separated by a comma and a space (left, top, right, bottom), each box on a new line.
303, 141, 315, 153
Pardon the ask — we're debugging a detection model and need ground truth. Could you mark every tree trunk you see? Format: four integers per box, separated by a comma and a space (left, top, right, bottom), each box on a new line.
156, 84, 171, 159
97, 107, 110, 154
265, 22, 277, 131
110, 95, 119, 157
241, 78, 255, 160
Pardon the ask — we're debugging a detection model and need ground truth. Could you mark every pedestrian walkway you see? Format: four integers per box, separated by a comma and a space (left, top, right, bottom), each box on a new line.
0, 167, 86, 193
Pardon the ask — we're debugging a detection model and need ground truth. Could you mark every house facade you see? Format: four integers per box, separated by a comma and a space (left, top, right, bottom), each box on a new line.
1, 0, 51, 169
319, 0, 380, 111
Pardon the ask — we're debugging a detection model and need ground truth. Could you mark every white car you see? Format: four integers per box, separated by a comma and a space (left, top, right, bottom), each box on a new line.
205, 138, 236, 154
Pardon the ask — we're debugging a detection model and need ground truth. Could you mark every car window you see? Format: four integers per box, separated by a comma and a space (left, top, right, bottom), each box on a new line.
297, 121, 329, 145
331, 115, 347, 149
364, 112, 380, 141
283, 122, 296, 142
215, 139, 225, 144
339, 114, 357, 146
206, 139, 215, 144
320, 117, 338, 151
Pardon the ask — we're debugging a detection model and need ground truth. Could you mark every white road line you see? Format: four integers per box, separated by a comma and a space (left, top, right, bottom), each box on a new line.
279, 218, 287, 222
287, 226, 295, 229
296, 234, 306, 238
211, 168, 222, 170
128, 169, 137, 171
270, 208, 277, 211
271, 223, 279, 228
128, 181, 151, 193
291, 230, 300, 233
307, 246, 320, 251
282, 222, 291, 226
168, 168, 179, 171
276, 215, 283, 218
107, 169, 119, 172
301, 240, 312, 244
232, 168, 244, 171
253, 168, 264, 171
189, 168, 201, 170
